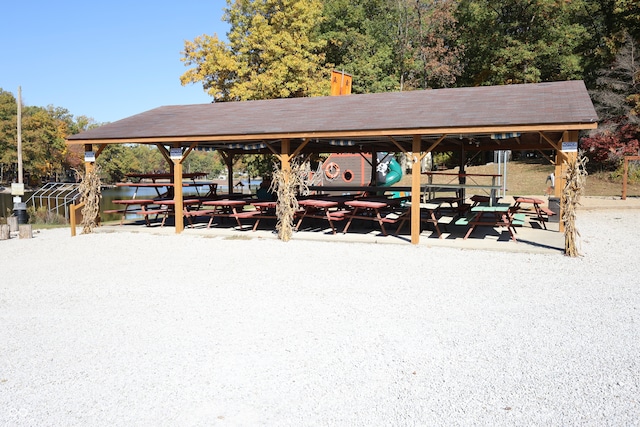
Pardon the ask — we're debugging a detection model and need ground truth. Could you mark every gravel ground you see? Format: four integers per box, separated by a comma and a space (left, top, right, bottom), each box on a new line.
1, 209, 639, 426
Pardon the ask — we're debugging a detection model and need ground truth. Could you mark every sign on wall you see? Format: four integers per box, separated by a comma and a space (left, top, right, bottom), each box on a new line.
561, 141, 578, 152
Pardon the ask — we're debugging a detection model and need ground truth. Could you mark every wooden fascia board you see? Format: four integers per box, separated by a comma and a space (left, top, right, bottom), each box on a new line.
65, 122, 598, 146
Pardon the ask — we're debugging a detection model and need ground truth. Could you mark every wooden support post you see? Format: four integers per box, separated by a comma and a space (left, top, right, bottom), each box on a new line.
69, 201, 84, 237
411, 135, 422, 245
281, 139, 291, 172
555, 131, 579, 233
173, 158, 184, 233
622, 156, 640, 200
84, 144, 94, 174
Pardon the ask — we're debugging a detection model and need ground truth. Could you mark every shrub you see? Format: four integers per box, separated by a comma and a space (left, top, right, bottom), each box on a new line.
27, 206, 67, 225
581, 121, 640, 171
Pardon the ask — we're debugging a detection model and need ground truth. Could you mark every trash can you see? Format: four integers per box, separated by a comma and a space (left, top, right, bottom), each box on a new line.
13, 202, 28, 224
548, 197, 560, 223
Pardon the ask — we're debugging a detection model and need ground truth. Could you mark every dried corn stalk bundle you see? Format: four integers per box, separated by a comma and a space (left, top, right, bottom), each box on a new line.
270, 160, 310, 242
78, 166, 102, 234
562, 154, 588, 257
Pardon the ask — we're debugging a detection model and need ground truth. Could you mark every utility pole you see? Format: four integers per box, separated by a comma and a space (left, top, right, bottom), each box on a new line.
12, 86, 27, 224
17, 86, 23, 184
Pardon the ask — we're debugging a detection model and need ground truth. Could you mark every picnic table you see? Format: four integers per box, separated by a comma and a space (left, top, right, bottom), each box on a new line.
512, 196, 555, 229
295, 199, 347, 234
456, 203, 525, 242
108, 199, 156, 225
341, 199, 403, 236
183, 199, 248, 229
395, 201, 444, 238
247, 201, 279, 231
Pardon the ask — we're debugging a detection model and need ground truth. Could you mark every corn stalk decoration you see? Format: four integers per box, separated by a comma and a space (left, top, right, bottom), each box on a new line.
561, 153, 588, 257
270, 159, 310, 241
78, 166, 102, 234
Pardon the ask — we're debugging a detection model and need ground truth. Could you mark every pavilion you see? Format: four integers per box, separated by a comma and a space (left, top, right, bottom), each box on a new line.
66, 80, 598, 244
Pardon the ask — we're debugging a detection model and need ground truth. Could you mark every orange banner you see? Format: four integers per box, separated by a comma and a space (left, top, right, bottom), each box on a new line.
330, 70, 352, 96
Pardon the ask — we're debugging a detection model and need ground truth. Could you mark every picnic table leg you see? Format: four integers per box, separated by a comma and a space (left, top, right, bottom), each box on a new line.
231, 208, 244, 228
207, 210, 218, 229
428, 209, 443, 238
373, 209, 388, 236
294, 209, 309, 231
533, 203, 547, 230
463, 212, 481, 239
504, 212, 518, 242
324, 209, 337, 234
342, 207, 359, 234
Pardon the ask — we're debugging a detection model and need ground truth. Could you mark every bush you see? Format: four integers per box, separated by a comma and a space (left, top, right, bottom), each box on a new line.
27, 206, 67, 225
610, 160, 640, 183
581, 121, 640, 171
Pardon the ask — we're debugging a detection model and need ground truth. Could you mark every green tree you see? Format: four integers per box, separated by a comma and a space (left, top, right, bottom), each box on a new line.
181, 0, 330, 101
21, 106, 68, 183
0, 89, 17, 182
456, 0, 591, 85
96, 145, 144, 183
320, 0, 397, 93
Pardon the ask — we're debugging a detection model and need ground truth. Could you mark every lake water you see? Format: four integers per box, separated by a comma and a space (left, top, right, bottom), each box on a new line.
1, 179, 262, 222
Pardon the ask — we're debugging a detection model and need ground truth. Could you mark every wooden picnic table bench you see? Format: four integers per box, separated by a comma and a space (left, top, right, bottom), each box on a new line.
512, 196, 555, 229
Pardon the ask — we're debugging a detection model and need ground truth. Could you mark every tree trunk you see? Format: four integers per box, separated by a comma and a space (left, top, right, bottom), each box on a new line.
0, 224, 9, 240
19, 224, 32, 239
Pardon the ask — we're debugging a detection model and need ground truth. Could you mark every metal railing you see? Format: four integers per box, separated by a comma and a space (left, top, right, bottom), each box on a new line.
25, 182, 81, 219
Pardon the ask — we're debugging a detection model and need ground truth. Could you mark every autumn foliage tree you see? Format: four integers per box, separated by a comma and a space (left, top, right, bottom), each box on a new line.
581, 122, 640, 170
181, 0, 329, 101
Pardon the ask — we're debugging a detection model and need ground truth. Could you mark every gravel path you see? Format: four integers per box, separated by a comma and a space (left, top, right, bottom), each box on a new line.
1, 210, 639, 426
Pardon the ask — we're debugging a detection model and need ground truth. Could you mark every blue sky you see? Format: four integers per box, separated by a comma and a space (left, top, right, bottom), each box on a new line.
1, 0, 229, 124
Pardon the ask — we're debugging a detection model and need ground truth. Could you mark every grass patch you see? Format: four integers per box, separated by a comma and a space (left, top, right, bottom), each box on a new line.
398, 159, 640, 198
224, 234, 252, 240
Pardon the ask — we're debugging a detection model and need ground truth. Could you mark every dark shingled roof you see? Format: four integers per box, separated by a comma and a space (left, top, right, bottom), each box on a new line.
67, 80, 597, 152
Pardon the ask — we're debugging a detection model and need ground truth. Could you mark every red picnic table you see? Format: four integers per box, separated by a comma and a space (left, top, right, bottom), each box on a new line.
342, 199, 399, 236
295, 199, 347, 234
183, 199, 248, 229
512, 197, 555, 229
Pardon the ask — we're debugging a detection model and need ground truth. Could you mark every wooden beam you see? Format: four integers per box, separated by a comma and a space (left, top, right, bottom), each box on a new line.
179, 142, 198, 164
290, 138, 310, 158
539, 132, 563, 151
422, 134, 447, 160
65, 122, 598, 146
388, 136, 409, 156
411, 135, 422, 245
173, 159, 184, 234
156, 144, 172, 164
281, 139, 291, 171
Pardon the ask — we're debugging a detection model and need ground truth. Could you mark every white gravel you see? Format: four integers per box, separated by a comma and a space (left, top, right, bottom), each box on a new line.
1, 209, 639, 426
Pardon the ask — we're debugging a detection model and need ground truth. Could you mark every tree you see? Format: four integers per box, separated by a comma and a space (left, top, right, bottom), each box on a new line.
21, 106, 68, 183
456, 0, 591, 85
320, 0, 397, 93
394, 0, 462, 90
581, 122, 640, 170
0, 89, 17, 182
181, 0, 329, 101
319, 0, 462, 93
615, 0, 640, 41
590, 33, 639, 123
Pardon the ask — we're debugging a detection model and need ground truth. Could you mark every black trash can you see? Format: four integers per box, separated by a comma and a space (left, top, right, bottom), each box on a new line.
13, 202, 28, 224
548, 197, 560, 223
